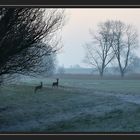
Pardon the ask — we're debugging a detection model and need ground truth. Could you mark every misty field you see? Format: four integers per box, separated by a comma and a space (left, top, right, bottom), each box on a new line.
1, 74, 140, 132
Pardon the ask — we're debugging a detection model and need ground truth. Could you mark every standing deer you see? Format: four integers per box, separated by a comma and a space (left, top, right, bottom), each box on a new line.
34, 82, 43, 93
52, 78, 59, 88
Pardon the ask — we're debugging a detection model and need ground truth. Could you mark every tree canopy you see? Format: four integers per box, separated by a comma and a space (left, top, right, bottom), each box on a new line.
0, 8, 65, 81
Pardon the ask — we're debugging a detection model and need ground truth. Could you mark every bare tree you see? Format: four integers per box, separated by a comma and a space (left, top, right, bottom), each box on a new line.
111, 20, 138, 77
0, 8, 65, 83
84, 21, 115, 78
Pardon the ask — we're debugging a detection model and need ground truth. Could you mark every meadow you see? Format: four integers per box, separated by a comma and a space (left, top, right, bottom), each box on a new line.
0, 74, 140, 132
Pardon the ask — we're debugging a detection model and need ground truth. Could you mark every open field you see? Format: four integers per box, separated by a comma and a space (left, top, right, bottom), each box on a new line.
0, 74, 140, 132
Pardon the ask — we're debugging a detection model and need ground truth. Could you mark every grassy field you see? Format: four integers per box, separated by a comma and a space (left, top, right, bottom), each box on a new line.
0, 74, 140, 132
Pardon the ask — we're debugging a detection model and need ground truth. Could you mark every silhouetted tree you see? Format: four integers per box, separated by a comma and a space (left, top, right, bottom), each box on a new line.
84, 21, 115, 78
0, 8, 65, 83
84, 20, 138, 78
111, 20, 138, 77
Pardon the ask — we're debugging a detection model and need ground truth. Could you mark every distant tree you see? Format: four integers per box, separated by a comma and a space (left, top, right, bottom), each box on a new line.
0, 8, 65, 83
83, 21, 115, 78
72, 64, 81, 69
111, 20, 138, 77
57, 66, 65, 75
127, 56, 140, 73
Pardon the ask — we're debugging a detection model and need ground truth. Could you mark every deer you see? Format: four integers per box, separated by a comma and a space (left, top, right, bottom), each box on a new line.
52, 78, 59, 88
34, 82, 43, 93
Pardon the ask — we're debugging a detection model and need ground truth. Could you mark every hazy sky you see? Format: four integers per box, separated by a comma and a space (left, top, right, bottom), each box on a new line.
57, 8, 140, 68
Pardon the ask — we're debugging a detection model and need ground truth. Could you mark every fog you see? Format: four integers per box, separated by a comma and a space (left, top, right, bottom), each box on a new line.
58, 8, 140, 68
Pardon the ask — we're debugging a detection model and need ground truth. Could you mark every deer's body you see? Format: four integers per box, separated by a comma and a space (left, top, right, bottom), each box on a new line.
34, 82, 43, 93
52, 78, 59, 88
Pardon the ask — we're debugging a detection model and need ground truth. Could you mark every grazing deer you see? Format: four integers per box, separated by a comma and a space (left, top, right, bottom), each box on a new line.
52, 78, 59, 88
34, 82, 43, 93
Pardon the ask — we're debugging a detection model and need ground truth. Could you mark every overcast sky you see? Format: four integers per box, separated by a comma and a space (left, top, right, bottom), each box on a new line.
57, 8, 140, 68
